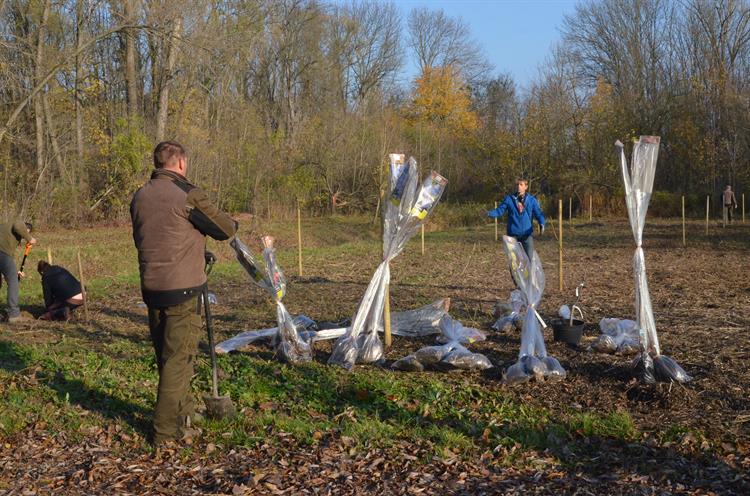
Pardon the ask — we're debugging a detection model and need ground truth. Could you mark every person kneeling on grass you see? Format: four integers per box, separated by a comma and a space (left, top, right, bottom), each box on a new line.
37, 261, 84, 321
487, 177, 546, 258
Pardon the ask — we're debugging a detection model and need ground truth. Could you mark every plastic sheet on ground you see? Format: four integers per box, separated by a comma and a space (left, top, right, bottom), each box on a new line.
230, 236, 312, 363
617, 137, 690, 383
492, 290, 524, 332
391, 298, 451, 337
216, 299, 452, 354
500, 236, 566, 384
590, 318, 640, 355
328, 154, 447, 370
392, 315, 492, 372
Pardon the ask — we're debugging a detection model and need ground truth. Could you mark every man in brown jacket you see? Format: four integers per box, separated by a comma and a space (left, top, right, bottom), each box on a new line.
131, 141, 238, 445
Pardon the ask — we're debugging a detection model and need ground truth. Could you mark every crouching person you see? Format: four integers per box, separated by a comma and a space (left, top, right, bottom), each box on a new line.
131, 141, 238, 446
37, 261, 84, 321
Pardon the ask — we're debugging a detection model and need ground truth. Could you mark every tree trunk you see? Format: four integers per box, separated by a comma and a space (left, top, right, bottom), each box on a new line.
74, 0, 86, 221
34, 0, 51, 172
42, 93, 65, 179
155, 16, 181, 142
124, 0, 140, 119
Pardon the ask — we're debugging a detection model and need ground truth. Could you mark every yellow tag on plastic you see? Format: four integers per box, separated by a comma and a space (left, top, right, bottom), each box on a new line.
410, 207, 427, 220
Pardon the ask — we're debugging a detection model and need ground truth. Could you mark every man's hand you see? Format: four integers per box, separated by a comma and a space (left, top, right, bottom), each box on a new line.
29, 238, 37, 245
539, 224, 545, 236
17, 271, 25, 279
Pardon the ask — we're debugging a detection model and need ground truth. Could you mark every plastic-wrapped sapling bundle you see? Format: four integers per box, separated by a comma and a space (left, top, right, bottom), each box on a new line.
393, 315, 492, 372
500, 236, 566, 384
591, 318, 640, 355
435, 316, 492, 370
329, 154, 447, 370
492, 290, 525, 332
616, 137, 691, 383
230, 236, 312, 363
215, 315, 317, 354
391, 298, 451, 337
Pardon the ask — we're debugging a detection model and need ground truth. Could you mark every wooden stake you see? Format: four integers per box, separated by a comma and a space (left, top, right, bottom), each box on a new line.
46, 247, 52, 264
494, 201, 498, 241
76, 249, 89, 322
421, 224, 425, 255
297, 201, 303, 277
568, 197, 572, 223
558, 199, 563, 292
743, 193, 745, 223
681, 195, 686, 247
589, 194, 593, 222
706, 195, 709, 235
384, 281, 392, 348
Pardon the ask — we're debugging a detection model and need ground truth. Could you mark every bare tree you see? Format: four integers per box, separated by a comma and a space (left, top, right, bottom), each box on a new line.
123, 0, 140, 119
407, 7, 490, 84
331, 0, 401, 103
155, 15, 180, 141
34, 0, 51, 172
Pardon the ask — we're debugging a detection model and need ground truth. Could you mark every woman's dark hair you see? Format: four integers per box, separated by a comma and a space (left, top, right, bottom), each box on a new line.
37, 260, 49, 275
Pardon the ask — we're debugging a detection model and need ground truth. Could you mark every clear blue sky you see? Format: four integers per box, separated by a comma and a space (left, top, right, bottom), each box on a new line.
393, 0, 579, 88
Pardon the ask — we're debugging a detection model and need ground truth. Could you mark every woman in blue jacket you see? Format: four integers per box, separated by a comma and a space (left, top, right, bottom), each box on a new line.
487, 178, 545, 257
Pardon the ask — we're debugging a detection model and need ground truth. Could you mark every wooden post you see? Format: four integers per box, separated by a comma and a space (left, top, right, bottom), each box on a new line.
297, 201, 303, 277
421, 224, 425, 255
76, 249, 89, 322
589, 194, 593, 222
705, 195, 709, 235
681, 195, 686, 247
558, 199, 563, 292
494, 201, 498, 241
743, 193, 745, 223
383, 282, 392, 348
46, 247, 52, 264
568, 197, 572, 223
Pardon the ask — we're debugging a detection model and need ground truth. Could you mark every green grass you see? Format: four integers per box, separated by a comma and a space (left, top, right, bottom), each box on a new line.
0, 334, 645, 465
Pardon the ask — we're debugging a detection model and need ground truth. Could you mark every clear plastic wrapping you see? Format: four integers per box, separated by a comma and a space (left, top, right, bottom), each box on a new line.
391, 298, 451, 337
231, 236, 312, 363
500, 236, 566, 384
329, 155, 447, 370
492, 289, 525, 332
393, 315, 492, 372
441, 346, 493, 370
591, 318, 640, 355
391, 354, 424, 372
436, 315, 486, 344
617, 137, 690, 383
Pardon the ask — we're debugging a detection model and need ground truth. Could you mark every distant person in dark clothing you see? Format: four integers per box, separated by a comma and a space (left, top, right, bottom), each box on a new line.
37, 261, 84, 321
722, 185, 738, 225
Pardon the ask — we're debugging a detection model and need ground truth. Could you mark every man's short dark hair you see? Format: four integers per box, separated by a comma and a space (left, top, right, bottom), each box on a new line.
153, 141, 186, 169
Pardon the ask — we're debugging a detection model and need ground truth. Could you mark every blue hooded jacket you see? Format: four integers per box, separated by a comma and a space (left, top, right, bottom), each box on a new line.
487, 193, 546, 238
